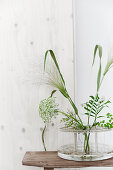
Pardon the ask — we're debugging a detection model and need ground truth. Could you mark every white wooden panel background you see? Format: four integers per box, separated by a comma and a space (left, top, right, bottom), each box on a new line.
74, 1, 113, 170
0, 0, 75, 170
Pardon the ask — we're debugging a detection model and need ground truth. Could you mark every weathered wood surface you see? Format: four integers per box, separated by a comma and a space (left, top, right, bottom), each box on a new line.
22, 151, 113, 168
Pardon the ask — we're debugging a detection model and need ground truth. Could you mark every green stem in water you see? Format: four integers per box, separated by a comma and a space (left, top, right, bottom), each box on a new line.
84, 132, 90, 154
86, 133, 90, 153
42, 125, 47, 151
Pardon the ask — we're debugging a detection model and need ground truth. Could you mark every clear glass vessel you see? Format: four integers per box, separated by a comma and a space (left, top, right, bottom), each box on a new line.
58, 127, 113, 161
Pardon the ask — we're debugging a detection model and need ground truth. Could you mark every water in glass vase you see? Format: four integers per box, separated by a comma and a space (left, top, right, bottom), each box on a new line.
58, 127, 113, 161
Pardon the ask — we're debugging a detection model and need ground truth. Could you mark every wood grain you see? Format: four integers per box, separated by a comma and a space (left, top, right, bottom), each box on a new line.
22, 151, 113, 168
0, 0, 74, 169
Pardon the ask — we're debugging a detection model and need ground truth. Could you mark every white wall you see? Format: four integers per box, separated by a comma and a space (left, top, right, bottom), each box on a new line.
1, 0, 113, 170
74, 0, 113, 169
0, 0, 74, 170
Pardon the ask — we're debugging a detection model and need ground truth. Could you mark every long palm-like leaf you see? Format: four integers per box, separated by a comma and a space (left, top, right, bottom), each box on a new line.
97, 62, 101, 92
44, 50, 68, 98
93, 45, 102, 65
100, 47, 113, 87
103, 58, 113, 76
44, 50, 83, 124
92, 45, 102, 92
44, 50, 65, 87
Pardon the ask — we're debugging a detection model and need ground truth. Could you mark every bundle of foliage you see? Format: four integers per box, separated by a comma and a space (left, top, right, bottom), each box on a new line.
39, 45, 113, 151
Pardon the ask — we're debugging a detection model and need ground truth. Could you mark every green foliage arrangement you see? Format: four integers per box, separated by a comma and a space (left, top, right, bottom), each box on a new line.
39, 45, 113, 152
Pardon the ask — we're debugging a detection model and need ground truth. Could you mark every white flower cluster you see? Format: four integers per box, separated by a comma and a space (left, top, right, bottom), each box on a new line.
39, 96, 59, 123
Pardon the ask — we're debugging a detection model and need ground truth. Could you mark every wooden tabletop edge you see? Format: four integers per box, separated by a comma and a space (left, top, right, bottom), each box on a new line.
22, 151, 113, 168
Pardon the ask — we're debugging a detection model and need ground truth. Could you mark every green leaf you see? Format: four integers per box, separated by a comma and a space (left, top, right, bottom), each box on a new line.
99, 99, 105, 104
59, 88, 69, 98
86, 103, 96, 112
110, 124, 113, 128
89, 100, 97, 107
51, 90, 57, 97
103, 56, 113, 76
104, 124, 108, 128
90, 96, 95, 100
104, 100, 111, 105
95, 94, 99, 101
44, 50, 65, 87
92, 45, 102, 92
86, 103, 92, 108
106, 113, 111, 117
97, 105, 105, 114
85, 113, 95, 117
97, 62, 101, 92
84, 107, 95, 114
98, 122, 100, 126
92, 45, 102, 65
60, 111, 81, 126
101, 120, 105, 123
84, 107, 90, 112
97, 116, 104, 118
106, 122, 110, 126
89, 100, 94, 104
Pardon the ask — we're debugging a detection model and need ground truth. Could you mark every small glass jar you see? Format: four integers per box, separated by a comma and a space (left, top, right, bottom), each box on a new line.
58, 127, 113, 161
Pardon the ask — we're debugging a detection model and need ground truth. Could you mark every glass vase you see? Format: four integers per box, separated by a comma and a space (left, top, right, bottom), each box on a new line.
58, 127, 113, 161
